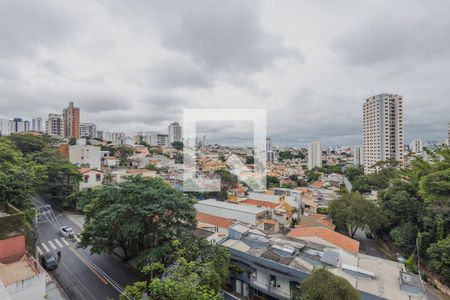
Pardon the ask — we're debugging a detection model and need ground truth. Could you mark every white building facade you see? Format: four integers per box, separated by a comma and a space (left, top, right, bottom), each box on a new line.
409, 138, 424, 154
46, 114, 64, 138
363, 94, 404, 173
69, 144, 101, 170
168, 122, 182, 145
0, 118, 11, 136
307, 141, 322, 170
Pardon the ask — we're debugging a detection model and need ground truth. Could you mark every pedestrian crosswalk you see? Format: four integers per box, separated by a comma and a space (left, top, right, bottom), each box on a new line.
37, 237, 71, 254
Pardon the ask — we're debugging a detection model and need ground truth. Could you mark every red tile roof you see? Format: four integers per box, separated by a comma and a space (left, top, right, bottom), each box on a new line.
309, 181, 324, 188
287, 227, 359, 253
240, 199, 279, 209
196, 212, 235, 229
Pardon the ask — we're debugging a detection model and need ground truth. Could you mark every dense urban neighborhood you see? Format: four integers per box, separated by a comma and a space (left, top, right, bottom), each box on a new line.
0, 99, 449, 300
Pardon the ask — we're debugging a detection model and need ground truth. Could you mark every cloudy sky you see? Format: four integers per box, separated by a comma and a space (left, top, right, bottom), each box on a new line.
1, 0, 449, 146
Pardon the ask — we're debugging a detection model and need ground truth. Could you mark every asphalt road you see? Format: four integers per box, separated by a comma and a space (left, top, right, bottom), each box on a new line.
34, 196, 143, 300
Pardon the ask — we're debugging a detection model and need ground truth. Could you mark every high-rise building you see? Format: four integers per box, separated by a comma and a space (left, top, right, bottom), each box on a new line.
157, 133, 169, 147
103, 131, 125, 142
308, 141, 322, 170
96, 130, 104, 140
80, 122, 97, 139
409, 138, 424, 154
266, 137, 274, 162
46, 113, 64, 138
0, 118, 12, 136
353, 145, 363, 166
32, 117, 43, 132
63, 101, 80, 139
11, 118, 30, 133
363, 94, 404, 173
168, 122, 182, 145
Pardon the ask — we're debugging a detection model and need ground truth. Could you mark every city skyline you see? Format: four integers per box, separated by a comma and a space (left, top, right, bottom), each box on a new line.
1, 1, 450, 146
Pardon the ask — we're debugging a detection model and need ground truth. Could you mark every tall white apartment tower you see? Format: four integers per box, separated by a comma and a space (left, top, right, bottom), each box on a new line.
168, 122, 182, 145
354, 145, 363, 166
308, 141, 322, 170
363, 94, 404, 174
0, 118, 12, 136
32, 117, 43, 132
46, 113, 64, 138
409, 138, 424, 154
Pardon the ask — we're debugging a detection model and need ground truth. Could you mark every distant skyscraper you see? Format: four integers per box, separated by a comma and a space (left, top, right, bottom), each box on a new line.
80, 122, 97, 139
168, 122, 182, 145
63, 101, 80, 139
96, 130, 104, 140
11, 118, 30, 132
46, 114, 64, 138
363, 94, 404, 174
409, 138, 424, 154
353, 145, 363, 166
308, 141, 322, 170
0, 118, 12, 136
157, 133, 169, 147
266, 137, 274, 162
32, 117, 43, 132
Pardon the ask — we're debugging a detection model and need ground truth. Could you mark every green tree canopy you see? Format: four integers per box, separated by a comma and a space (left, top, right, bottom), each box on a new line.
426, 235, 450, 285
329, 192, 385, 238
79, 176, 197, 260
171, 141, 184, 151
296, 268, 361, 300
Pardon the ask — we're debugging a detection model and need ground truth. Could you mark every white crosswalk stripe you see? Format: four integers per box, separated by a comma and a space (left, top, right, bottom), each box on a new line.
37, 245, 43, 255
54, 238, 63, 248
61, 238, 70, 246
40, 243, 50, 253
48, 240, 57, 250
74, 236, 81, 243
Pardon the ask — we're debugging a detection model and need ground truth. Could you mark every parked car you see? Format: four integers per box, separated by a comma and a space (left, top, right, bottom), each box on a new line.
59, 225, 74, 237
41, 253, 58, 270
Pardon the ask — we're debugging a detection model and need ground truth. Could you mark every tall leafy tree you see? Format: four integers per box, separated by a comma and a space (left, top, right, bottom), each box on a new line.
427, 236, 450, 285
80, 176, 196, 260
329, 192, 385, 238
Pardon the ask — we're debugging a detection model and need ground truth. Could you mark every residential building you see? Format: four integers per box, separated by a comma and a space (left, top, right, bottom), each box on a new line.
353, 145, 363, 166
143, 131, 159, 146
69, 142, 101, 170
0, 118, 11, 136
103, 131, 125, 143
79, 122, 97, 139
409, 138, 424, 154
157, 133, 169, 147
0, 203, 46, 300
79, 168, 104, 189
31, 118, 43, 132
363, 94, 404, 174
62, 101, 80, 139
222, 223, 424, 300
307, 141, 322, 170
196, 212, 235, 243
96, 130, 104, 140
266, 137, 274, 162
46, 113, 64, 138
195, 199, 269, 227
11, 118, 30, 133
168, 122, 182, 145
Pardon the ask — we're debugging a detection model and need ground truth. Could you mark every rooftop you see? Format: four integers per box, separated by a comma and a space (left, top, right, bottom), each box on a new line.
288, 227, 359, 253
196, 212, 235, 228
240, 199, 280, 209
0, 254, 44, 286
196, 199, 267, 214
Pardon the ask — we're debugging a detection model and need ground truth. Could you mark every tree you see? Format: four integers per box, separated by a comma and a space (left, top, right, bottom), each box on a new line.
278, 151, 293, 161
80, 176, 196, 260
427, 236, 450, 285
329, 192, 385, 238
171, 141, 184, 151
245, 156, 254, 164
0, 138, 45, 209
115, 145, 134, 166
266, 175, 280, 188
146, 163, 159, 171
296, 268, 361, 300
390, 222, 419, 254
344, 166, 363, 183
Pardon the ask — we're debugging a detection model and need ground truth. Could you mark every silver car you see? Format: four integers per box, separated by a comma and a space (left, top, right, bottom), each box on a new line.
59, 225, 74, 237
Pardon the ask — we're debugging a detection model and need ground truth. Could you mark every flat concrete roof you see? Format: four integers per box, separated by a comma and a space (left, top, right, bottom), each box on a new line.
196, 199, 267, 214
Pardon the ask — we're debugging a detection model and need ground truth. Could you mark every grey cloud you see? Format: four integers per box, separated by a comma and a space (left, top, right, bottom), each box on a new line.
157, 1, 301, 73
0, 0, 76, 58
334, 2, 450, 66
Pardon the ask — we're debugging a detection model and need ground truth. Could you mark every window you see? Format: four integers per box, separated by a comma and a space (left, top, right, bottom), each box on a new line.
96, 174, 101, 182
84, 175, 89, 183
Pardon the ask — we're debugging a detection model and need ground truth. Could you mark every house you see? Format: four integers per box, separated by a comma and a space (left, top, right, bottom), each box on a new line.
196, 212, 235, 243
111, 168, 157, 183
195, 199, 269, 227
287, 227, 359, 254
79, 168, 104, 189
296, 214, 335, 230
0, 203, 46, 300
221, 223, 425, 300
69, 143, 101, 170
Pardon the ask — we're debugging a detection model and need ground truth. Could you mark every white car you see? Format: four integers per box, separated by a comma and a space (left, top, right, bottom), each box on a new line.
59, 226, 74, 237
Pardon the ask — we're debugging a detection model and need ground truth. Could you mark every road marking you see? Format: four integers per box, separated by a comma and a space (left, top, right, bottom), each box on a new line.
40, 243, 50, 253
37, 245, 43, 255
54, 238, 63, 248
68, 246, 108, 285
74, 235, 81, 243
61, 238, 70, 246
48, 240, 57, 250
